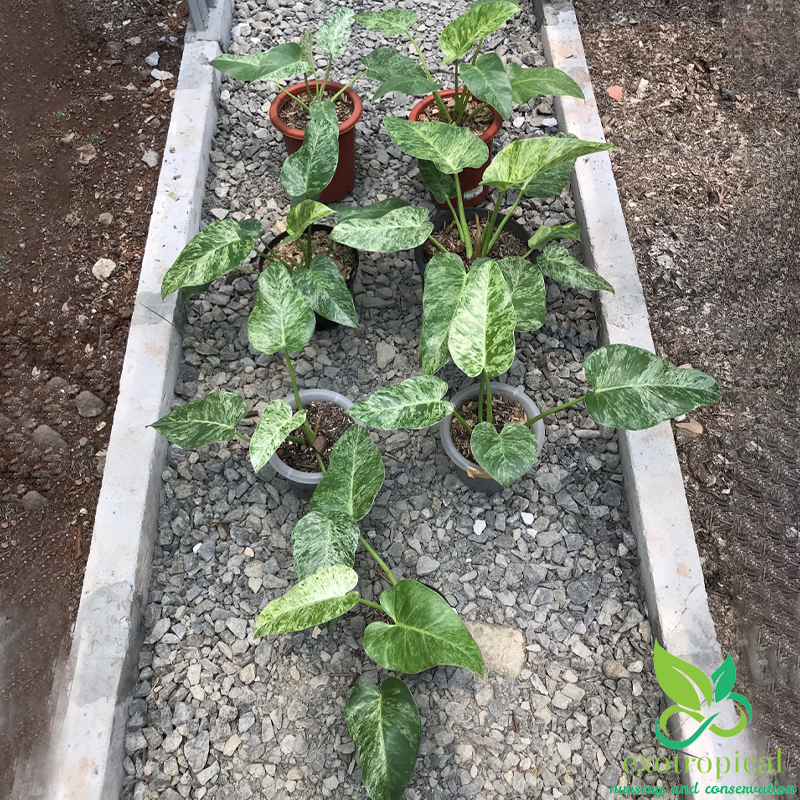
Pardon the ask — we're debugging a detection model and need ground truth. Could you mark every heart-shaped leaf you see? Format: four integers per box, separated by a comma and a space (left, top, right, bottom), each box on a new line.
383, 117, 489, 175
537, 244, 614, 293
349, 376, 453, 430
254, 564, 359, 636
362, 48, 440, 99
497, 257, 546, 332
711, 653, 737, 703
355, 9, 418, 36
210, 43, 312, 83
150, 391, 247, 449
583, 344, 722, 430
318, 7, 355, 58
521, 132, 580, 198
330, 197, 411, 222
527, 222, 581, 252
506, 63, 584, 104
346, 678, 421, 800
330, 205, 433, 253
460, 52, 513, 119
280, 99, 340, 203
285, 200, 332, 243
419, 252, 467, 374
161, 218, 261, 298
248, 262, 315, 355
470, 420, 539, 487
291, 510, 360, 581
448, 258, 516, 378
292, 254, 358, 328
298, 29, 315, 75
418, 159, 457, 204
654, 641, 714, 712
440, 2, 520, 65
310, 425, 385, 521
249, 400, 308, 472
364, 580, 484, 675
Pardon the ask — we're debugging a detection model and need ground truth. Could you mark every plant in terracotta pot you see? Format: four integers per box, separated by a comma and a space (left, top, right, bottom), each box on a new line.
355, 3, 585, 205
210, 8, 365, 201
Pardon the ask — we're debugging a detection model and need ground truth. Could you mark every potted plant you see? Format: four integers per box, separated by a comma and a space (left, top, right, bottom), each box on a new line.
210, 8, 365, 201
355, 3, 585, 206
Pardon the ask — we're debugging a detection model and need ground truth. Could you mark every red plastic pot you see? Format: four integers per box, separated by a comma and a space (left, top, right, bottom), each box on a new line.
269, 79, 363, 202
409, 88, 503, 209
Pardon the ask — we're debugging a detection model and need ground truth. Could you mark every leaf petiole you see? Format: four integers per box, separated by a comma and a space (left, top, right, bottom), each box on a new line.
525, 395, 586, 426
359, 534, 398, 586
358, 598, 384, 612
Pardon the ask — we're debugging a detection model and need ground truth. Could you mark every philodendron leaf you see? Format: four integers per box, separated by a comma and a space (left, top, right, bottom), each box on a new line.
329, 197, 410, 222
506, 63, 584, 104
583, 344, 722, 430
418, 159, 457, 204
364, 580, 485, 675
527, 222, 581, 252
299, 29, 315, 75
249, 400, 308, 473
309, 425, 385, 521
440, 2, 520, 65
248, 262, 315, 355
537, 244, 614, 293
460, 52, 513, 120
483, 136, 616, 192
470, 420, 539, 487
521, 132, 580, 198
161, 218, 261, 298
419, 252, 467, 374
711, 654, 737, 703
178, 280, 213, 307
291, 510, 360, 581
210, 43, 312, 83
330, 205, 433, 252
150, 392, 247, 448
362, 48, 440, 100
355, 9, 418, 36
254, 564, 359, 636
653, 641, 713, 712
285, 200, 332, 243
349, 376, 453, 430
471, 0, 519, 6
383, 118, 489, 175
292, 254, 358, 328
346, 678, 421, 800
497, 257, 546, 332
318, 7, 355, 58
448, 258, 516, 378
280, 99, 340, 202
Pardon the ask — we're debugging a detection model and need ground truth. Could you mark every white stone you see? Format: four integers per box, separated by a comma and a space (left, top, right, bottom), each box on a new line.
91, 258, 116, 280
145, 51, 160, 67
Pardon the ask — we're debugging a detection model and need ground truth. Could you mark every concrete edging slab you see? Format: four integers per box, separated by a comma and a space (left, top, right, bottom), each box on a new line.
533, 0, 761, 786
33, 39, 223, 800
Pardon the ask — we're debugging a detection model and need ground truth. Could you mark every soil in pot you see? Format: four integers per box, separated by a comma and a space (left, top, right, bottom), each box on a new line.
422, 214, 528, 267
417, 93, 494, 136
271, 229, 357, 282
275, 400, 352, 472
450, 394, 528, 462
277, 86, 355, 129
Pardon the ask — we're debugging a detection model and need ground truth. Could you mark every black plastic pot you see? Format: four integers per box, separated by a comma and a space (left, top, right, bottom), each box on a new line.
257, 223, 359, 331
413, 206, 532, 281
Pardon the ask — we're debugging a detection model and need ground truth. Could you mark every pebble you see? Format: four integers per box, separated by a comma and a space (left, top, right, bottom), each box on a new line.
75, 390, 106, 418
416, 554, 440, 576
32, 424, 69, 451
145, 51, 160, 66
91, 258, 116, 280
142, 150, 160, 168
22, 490, 48, 510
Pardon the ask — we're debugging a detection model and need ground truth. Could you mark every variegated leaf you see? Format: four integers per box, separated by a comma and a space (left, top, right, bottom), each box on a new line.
418, 159, 457, 204
161, 218, 261, 298
291, 510, 360, 581
439, 2, 520, 65
583, 344, 722, 430
150, 392, 247, 448
346, 679, 421, 800
460, 52, 512, 119
249, 400, 308, 472
210, 43, 312, 83
329, 197, 411, 222
254, 564, 359, 636
285, 200, 332, 243
362, 47, 440, 99
470, 420, 539, 487
330, 205, 433, 253
248, 262, 315, 355
506, 63, 584, 104
419, 252, 467, 374
448, 259, 516, 378
521, 132, 579, 198
292, 254, 358, 328
527, 222, 581, 252
497, 256, 546, 331
348, 376, 453, 430
355, 9, 418, 36
537, 244, 614, 293
298, 29, 315, 75
318, 7, 355, 57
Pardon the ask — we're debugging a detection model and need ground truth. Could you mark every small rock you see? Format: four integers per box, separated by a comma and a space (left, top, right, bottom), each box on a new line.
226, 617, 248, 639
22, 490, 48, 511
603, 659, 631, 679
520, 511, 534, 525
161, 729, 183, 753
184, 731, 210, 772
76, 143, 97, 164
195, 538, 215, 561
32, 424, 69, 451
239, 663, 256, 685
473, 519, 486, 535
223, 733, 242, 756
497, 590, 517, 606
91, 258, 116, 280
231, 22, 252, 38
142, 150, 160, 168
151, 69, 174, 81
416, 555, 440, 576
376, 341, 396, 369
210, 208, 229, 220
75, 390, 106, 418
145, 51, 160, 67
98, 212, 114, 226
536, 472, 563, 494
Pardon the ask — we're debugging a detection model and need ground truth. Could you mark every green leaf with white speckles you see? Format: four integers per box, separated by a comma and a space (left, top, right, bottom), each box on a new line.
527, 222, 580, 252
346, 678, 421, 800
355, 9, 418, 36
210, 43, 312, 83
521, 132, 580, 198
285, 200, 332, 243
292, 254, 358, 328
348, 376, 453, 430
439, 2, 520, 65
330, 205, 433, 253
249, 400, 308, 473
318, 7, 355, 58
329, 198, 411, 222
470, 420, 540, 487
497, 256, 546, 332
460, 52, 512, 119
537, 244, 614, 293
418, 159, 457, 205
299, 29, 315, 75
583, 344, 722, 430
291, 511, 360, 581
362, 48, 441, 100
506, 63, 584, 104
150, 391, 247, 449
419, 252, 467, 374
161, 218, 261, 299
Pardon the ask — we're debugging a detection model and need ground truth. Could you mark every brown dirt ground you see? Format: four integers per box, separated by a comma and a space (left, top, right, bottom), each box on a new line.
0, 0, 185, 794
574, 0, 800, 775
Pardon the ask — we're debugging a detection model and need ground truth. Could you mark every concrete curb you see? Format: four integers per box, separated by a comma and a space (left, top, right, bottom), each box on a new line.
533, 0, 762, 787
35, 40, 223, 800
185, 0, 234, 50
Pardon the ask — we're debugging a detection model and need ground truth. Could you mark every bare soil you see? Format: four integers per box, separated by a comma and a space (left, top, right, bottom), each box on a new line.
575, 0, 800, 772
418, 93, 496, 135
277, 86, 354, 129
276, 401, 353, 472
0, 0, 184, 794
423, 215, 529, 266
450, 394, 528, 461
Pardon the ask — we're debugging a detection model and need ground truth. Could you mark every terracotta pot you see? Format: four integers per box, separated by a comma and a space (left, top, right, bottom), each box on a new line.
269, 80, 363, 202
409, 88, 503, 209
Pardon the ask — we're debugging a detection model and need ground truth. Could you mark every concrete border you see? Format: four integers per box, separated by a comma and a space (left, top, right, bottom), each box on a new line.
533, 0, 762, 787
26, 40, 223, 800
185, 0, 234, 50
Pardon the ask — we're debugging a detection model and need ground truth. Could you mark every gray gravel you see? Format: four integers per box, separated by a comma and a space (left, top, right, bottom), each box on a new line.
121, 2, 668, 799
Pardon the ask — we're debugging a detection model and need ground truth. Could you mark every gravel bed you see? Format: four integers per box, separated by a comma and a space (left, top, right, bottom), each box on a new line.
121, 2, 666, 798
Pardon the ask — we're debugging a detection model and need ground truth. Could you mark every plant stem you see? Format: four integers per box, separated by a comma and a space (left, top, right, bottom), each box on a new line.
303, 72, 312, 101
526, 395, 586, 426
359, 535, 398, 586
235, 430, 251, 443
480, 190, 504, 256
431, 89, 453, 123
258, 240, 299, 271
452, 409, 473, 434
444, 198, 468, 244
358, 598, 384, 612
453, 172, 472, 259
484, 190, 524, 256
284, 348, 318, 445
277, 84, 310, 111
305, 228, 313, 268
484, 371, 492, 425
427, 235, 448, 254
471, 37, 484, 65
331, 71, 366, 101
320, 57, 332, 99
477, 373, 485, 423
286, 435, 305, 444
463, 101, 488, 126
